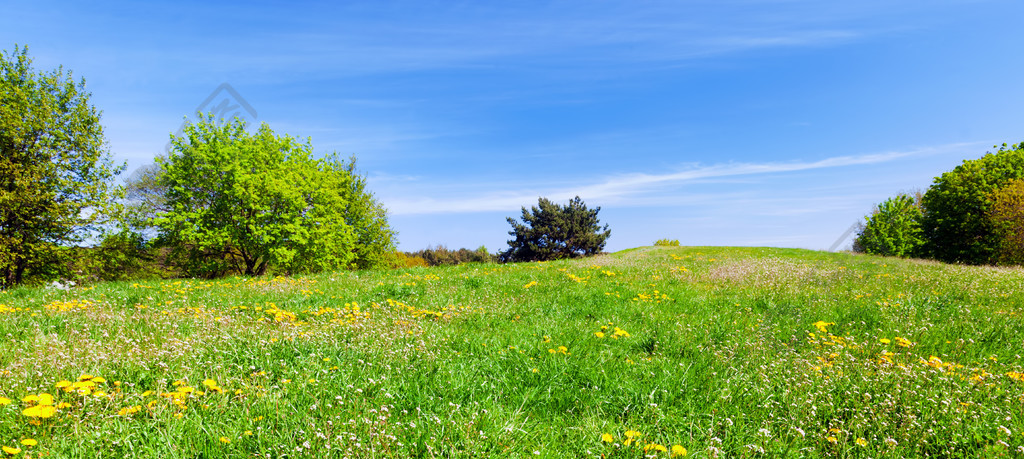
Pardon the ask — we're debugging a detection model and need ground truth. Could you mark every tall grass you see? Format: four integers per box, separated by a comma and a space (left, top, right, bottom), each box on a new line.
0, 246, 1022, 457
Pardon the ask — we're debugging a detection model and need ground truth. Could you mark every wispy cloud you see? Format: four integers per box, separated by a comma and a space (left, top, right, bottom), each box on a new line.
381, 143, 976, 215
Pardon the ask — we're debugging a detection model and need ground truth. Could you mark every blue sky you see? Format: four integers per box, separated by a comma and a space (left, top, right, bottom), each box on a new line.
4, 0, 1023, 252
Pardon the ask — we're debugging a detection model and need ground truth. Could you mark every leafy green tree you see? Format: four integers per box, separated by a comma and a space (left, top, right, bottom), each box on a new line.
0, 45, 123, 288
988, 178, 1024, 265
155, 115, 395, 277
334, 159, 398, 270
855, 194, 924, 258
501, 196, 610, 262
920, 142, 1024, 264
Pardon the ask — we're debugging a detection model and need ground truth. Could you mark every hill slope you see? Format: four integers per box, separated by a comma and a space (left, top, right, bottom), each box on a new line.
1, 247, 1022, 457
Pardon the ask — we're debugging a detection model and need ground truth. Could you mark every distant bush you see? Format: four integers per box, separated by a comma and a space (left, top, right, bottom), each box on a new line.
393, 251, 429, 268
404, 246, 495, 267
73, 230, 170, 283
654, 239, 679, 247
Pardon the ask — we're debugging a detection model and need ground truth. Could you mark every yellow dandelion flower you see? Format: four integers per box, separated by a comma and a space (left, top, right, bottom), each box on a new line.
595, 331, 605, 338
672, 445, 688, 457
644, 443, 667, 452
813, 321, 834, 333
531, 368, 539, 373
22, 405, 57, 419
19, 439, 36, 447
219, 436, 231, 444
601, 433, 614, 443
826, 436, 838, 444
879, 338, 891, 344
855, 437, 868, 447
2, 446, 21, 455
0, 397, 10, 406
202, 379, 217, 388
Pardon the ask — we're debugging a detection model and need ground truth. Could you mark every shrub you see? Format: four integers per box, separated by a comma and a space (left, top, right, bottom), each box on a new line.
500, 196, 610, 262
405, 246, 495, 266
73, 230, 169, 283
393, 251, 428, 268
988, 178, 1024, 265
654, 239, 680, 247
855, 194, 924, 258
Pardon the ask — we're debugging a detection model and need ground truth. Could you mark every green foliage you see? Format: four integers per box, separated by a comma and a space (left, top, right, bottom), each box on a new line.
393, 251, 429, 268
987, 178, 1024, 265
855, 194, 925, 258
335, 159, 399, 270
0, 45, 123, 288
920, 142, 1024, 264
405, 245, 496, 266
654, 239, 680, 247
501, 196, 610, 262
74, 230, 167, 283
155, 115, 395, 277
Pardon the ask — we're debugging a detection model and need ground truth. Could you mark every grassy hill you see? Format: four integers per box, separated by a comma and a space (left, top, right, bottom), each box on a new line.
1, 246, 1022, 457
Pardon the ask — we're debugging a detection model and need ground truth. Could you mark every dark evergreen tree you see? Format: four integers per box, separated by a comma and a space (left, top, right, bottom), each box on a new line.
501, 196, 610, 262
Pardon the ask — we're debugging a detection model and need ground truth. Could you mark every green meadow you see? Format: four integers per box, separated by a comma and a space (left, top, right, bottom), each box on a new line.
1, 246, 1022, 457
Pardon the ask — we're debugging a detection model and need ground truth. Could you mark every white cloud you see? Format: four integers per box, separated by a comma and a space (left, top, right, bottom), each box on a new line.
382, 143, 975, 215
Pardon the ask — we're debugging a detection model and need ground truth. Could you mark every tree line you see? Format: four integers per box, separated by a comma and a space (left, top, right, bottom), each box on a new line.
1, 46, 397, 288
855, 142, 1024, 265
1, 46, 613, 288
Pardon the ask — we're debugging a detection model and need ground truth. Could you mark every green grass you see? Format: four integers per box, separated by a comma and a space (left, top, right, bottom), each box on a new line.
1, 246, 1023, 457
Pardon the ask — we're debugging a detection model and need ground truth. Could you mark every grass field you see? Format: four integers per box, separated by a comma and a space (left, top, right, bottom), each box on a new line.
1, 246, 1023, 457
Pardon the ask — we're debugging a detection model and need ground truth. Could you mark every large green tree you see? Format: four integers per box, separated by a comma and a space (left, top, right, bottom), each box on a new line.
855, 193, 924, 258
0, 45, 122, 288
920, 142, 1024, 264
501, 196, 610, 262
155, 115, 395, 277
